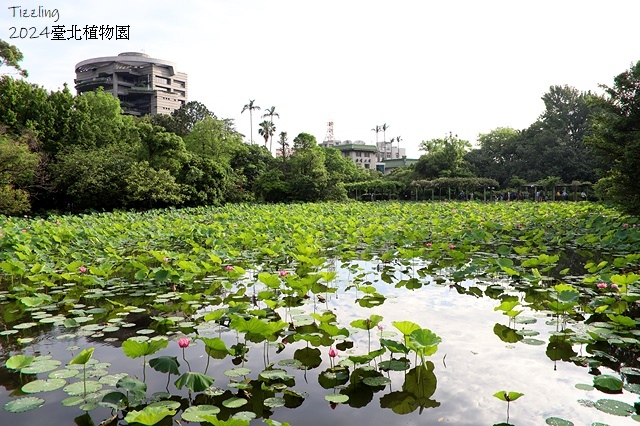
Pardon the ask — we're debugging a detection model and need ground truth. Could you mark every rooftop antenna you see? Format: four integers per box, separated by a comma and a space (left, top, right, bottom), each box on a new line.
324, 121, 335, 142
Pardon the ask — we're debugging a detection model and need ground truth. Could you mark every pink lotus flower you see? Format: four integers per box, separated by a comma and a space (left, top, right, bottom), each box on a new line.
426, 242, 432, 248
226, 265, 234, 271
449, 244, 455, 250
79, 266, 87, 273
329, 347, 338, 358
517, 225, 522, 230
611, 283, 619, 290
178, 338, 190, 348
162, 257, 169, 262
623, 223, 629, 228
279, 270, 288, 277
377, 325, 384, 331
596, 282, 607, 289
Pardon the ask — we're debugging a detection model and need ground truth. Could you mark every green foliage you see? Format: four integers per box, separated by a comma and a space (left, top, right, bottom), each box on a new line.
587, 62, 640, 214
124, 405, 177, 425
416, 133, 473, 178
69, 348, 94, 365
493, 391, 524, 402
0, 40, 28, 76
122, 337, 168, 359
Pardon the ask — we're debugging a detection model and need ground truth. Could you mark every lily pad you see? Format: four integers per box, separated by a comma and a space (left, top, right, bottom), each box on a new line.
22, 378, 67, 393
546, 417, 574, 425
181, 405, 220, 422
363, 376, 391, 386
49, 369, 79, 379
264, 397, 286, 408
63, 380, 103, 396
4, 396, 45, 412
21, 359, 62, 374
325, 393, 349, 403
521, 338, 546, 345
222, 396, 248, 408
594, 398, 634, 416
574, 383, 595, 391
225, 367, 251, 377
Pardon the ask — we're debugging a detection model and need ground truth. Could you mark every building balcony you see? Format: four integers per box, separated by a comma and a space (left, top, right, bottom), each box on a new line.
128, 86, 155, 93
75, 77, 112, 90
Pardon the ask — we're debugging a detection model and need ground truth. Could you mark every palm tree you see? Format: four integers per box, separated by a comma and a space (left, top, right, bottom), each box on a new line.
278, 131, 289, 163
371, 125, 381, 144
262, 106, 280, 153
241, 99, 260, 144
258, 120, 275, 149
394, 135, 402, 158
381, 123, 390, 144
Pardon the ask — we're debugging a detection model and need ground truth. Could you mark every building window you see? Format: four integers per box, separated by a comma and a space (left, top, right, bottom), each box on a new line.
356, 152, 362, 157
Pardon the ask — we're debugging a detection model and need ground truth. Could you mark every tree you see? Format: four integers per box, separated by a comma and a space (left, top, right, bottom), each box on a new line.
262, 106, 279, 153
380, 123, 390, 159
258, 120, 275, 150
0, 39, 28, 77
136, 122, 189, 174
393, 135, 403, 158
170, 101, 215, 137
65, 88, 138, 150
466, 127, 519, 186
416, 133, 473, 179
0, 132, 39, 214
381, 123, 390, 144
278, 131, 289, 162
241, 99, 260, 144
184, 116, 242, 162
587, 60, 640, 214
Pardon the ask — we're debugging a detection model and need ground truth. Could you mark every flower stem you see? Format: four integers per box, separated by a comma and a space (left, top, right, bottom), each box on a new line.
182, 348, 192, 372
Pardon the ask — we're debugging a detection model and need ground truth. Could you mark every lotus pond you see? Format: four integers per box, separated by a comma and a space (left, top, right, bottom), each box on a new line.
2, 201, 640, 426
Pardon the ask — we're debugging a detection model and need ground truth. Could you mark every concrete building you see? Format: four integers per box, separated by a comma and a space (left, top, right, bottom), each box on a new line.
380, 157, 419, 174
320, 140, 377, 169
376, 140, 406, 162
74, 52, 188, 116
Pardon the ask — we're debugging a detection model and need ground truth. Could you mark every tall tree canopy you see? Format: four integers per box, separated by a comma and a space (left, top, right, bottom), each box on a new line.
587, 60, 640, 214
415, 133, 473, 179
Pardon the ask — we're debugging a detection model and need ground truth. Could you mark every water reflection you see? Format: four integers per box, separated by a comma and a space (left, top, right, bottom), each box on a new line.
1, 256, 640, 425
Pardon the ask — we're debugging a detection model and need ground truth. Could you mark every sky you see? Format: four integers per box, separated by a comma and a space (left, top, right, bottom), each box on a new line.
2, 0, 639, 158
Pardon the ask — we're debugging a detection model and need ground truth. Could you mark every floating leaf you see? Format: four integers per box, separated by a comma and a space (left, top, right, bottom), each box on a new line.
325, 393, 349, 403
363, 376, 391, 387
594, 398, 634, 416
181, 405, 221, 422
222, 396, 248, 408
264, 397, 286, 408
124, 405, 177, 425
574, 383, 594, 391
63, 381, 102, 396
4, 396, 45, 412
49, 369, 78, 379
545, 417, 574, 425
22, 378, 67, 393
224, 367, 251, 377
21, 359, 61, 374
